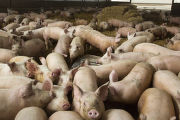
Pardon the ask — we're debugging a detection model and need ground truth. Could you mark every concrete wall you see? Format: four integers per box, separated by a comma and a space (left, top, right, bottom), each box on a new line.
0, 0, 10, 8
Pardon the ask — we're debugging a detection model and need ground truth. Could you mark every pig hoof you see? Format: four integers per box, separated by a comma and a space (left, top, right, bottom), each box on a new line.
62, 103, 70, 110
88, 109, 99, 119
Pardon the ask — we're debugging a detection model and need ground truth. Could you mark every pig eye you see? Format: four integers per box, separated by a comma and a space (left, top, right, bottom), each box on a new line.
76, 46, 80, 49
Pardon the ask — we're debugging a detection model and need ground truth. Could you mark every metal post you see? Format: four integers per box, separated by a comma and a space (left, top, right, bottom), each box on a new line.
130, 0, 131, 3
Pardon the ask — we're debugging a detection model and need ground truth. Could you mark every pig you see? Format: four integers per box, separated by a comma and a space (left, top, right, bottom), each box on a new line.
3, 23, 20, 31
108, 62, 154, 104
47, 21, 73, 28
0, 48, 17, 63
133, 43, 180, 56
44, 10, 53, 17
138, 88, 175, 120
69, 37, 85, 61
115, 34, 154, 53
101, 109, 135, 120
0, 32, 19, 49
29, 21, 41, 29
29, 12, 47, 20
0, 82, 53, 120
43, 27, 74, 49
99, 21, 110, 30
153, 70, 180, 119
0, 13, 7, 18
23, 27, 45, 40
54, 35, 72, 57
46, 53, 73, 90
169, 16, 180, 25
117, 27, 136, 38
0, 76, 34, 89
127, 31, 155, 41
163, 26, 180, 35
0, 62, 29, 77
35, 82, 70, 112
9, 56, 38, 65
7, 8, 19, 15
167, 40, 180, 51
90, 60, 137, 85
75, 19, 88, 25
20, 18, 31, 26
49, 111, 84, 120
16, 25, 31, 32
135, 21, 155, 31
147, 55, 180, 74
0, 18, 4, 26
146, 26, 167, 39
3, 14, 16, 24
15, 107, 48, 120
73, 66, 109, 120
25, 60, 60, 83
14, 15, 24, 24
42, 19, 57, 26
46, 52, 69, 72
72, 25, 119, 52
108, 19, 134, 28
43, 26, 73, 40
98, 47, 156, 64
60, 11, 73, 18
12, 38, 46, 58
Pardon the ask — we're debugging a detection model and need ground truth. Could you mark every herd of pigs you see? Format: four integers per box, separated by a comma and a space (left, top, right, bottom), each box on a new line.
1, 7, 180, 120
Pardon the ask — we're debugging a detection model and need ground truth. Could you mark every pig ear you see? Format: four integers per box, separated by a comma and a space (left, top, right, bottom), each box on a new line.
70, 67, 79, 78
107, 47, 113, 53
169, 40, 174, 45
25, 61, 38, 75
128, 32, 136, 40
139, 113, 147, 120
95, 82, 109, 101
8, 62, 17, 72
115, 33, 121, 43
52, 68, 61, 78
39, 57, 47, 66
19, 82, 33, 98
42, 80, 53, 91
73, 84, 83, 98
109, 70, 118, 83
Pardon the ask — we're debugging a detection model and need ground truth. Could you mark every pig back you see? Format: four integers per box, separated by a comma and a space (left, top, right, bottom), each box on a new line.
73, 66, 98, 92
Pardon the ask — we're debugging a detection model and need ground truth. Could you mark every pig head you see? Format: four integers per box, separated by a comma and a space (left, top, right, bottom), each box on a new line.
73, 83, 109, 120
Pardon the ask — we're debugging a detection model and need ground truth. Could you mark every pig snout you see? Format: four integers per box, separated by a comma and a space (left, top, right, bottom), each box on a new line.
62, 103, 70, 110
88, 109, 100, 119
